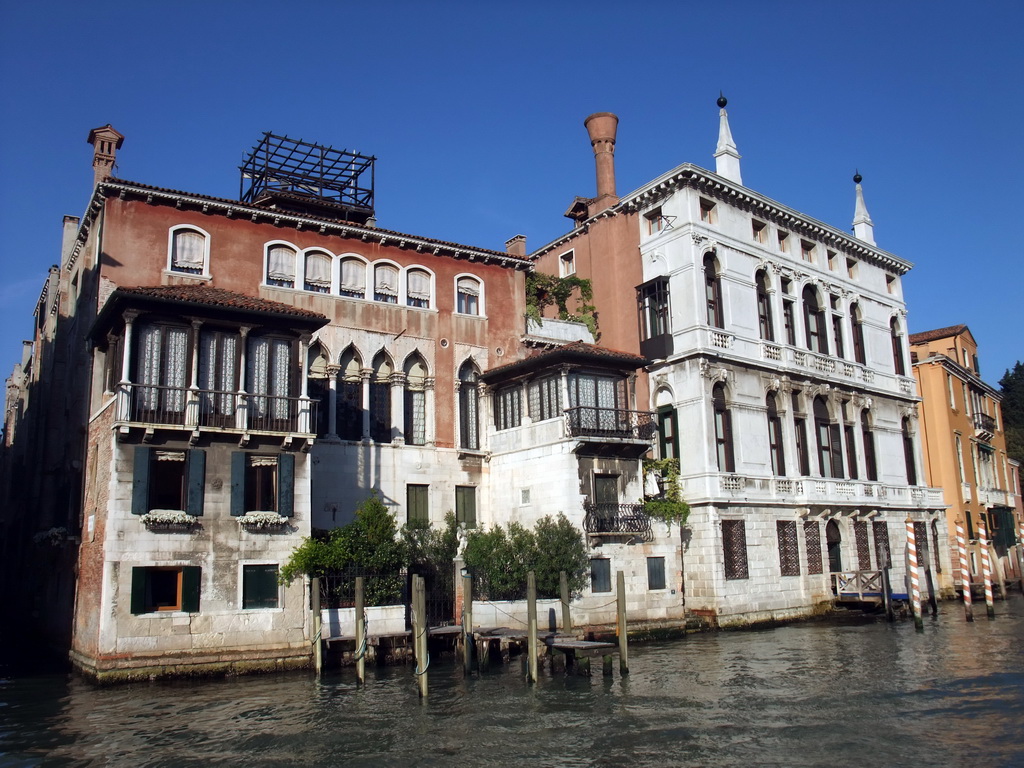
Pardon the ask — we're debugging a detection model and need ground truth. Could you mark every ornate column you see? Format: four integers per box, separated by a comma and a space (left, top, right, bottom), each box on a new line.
391, 372, 407, 444
360, 368, 372, 440
326, 364, 340, 438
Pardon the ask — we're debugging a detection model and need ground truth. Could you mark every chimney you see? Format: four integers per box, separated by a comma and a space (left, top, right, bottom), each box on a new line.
505, 234, 527, 257
584, 112, 619, 216
87, 124, 124, 188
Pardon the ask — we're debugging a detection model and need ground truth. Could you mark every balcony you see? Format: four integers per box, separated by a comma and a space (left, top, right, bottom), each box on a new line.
565, 407, 656, 457
973, 412, 996, 440
115, 383, 317, 437
583, 502, 652, 538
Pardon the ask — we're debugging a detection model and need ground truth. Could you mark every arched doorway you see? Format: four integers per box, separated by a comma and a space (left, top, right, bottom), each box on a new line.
826, 520, 843, 573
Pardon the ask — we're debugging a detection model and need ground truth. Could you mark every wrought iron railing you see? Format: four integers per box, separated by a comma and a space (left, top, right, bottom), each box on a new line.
974, 412, 996, 435
583, 502, 652, 537
565, 407, 657, 441
120, 383, 316, 434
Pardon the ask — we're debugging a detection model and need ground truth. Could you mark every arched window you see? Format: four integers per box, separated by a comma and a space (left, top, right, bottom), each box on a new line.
902, 417, 917, 485
266, 244, 297, 288
403, 355, 428, 446
712, 383, 734, 472
766, 392, 785, 476
374, 264, 399, 304
307, 343, 329, 437
891, 318, 906, 376
457, 276, 482, 315
458, 361, 480, 451
406, 268, 432, 309
803, 286, 827, 354
370, 353, 393, 441
814, 396, 842, 478
825, 519, 842, 572
337, 347, 363, 440
704, 254, 723, 328
861, 411, 877, 481
339, 257, 367, 299
304, 251, 332, 293
169, 228, 208, 275
850, 303, 866, 364
756, 270, 774, 341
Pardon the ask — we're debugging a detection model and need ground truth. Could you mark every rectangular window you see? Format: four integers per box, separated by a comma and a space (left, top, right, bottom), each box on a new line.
230, 452, 294, 517
644, 207, 664, 236
647, 557, 666, 590
752, 219, 767, 243
804, 521, 823, 574
768, 415, 786, 476
872, 521, 891, 568
527, 376, 562, 422
832, 315, 845, 359
886, 275, 896, 294
130, 566, 201, 614
559, 249, 576, 277
407, 484, 429, 524
455, 485, 477, 528
495, 385, 522, 430
637, 277, 672, 359
795, 418, 810, 476
242, 564, 280, 609
845, 424, 858, 479
590, 558, 612, 593
657, 406, 679, 460
783, 301, 796, 346
132, 447, 205, 516
722, 520, 749, 580
699, 198, 717, 224
778, 231, 789, 253
854, 521, 872, 570
777, 521, 800, 576
846, 258, 857, 279
827, 250, 837, 271
801, 241, 815, 263
594, 474, 619, 504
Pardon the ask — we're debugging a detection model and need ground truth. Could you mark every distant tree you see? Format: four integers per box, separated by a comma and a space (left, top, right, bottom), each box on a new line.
1000, 361, 1024, 465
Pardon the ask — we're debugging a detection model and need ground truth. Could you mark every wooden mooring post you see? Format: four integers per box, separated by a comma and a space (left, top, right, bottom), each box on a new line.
462, 573, 473, 675
527, 571, 539, 684
905, 518, 924, 632
355, 576, 366, 685
560, 571, 572, 635
881, 566, 894, 622
311, 576, 323, 676
956, 519, 974, 622
977, 518, 996, 619
413, 575, 428, 698
616, 570, 629, 675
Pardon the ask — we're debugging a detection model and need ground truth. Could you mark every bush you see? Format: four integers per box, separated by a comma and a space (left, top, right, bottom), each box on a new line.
463, 514, 588, 600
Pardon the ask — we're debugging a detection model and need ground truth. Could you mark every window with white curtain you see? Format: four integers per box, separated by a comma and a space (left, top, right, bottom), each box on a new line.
374, 264, 399, 303
248, 337, 293, 424
304, 251, 332, 293
457, 276, 481, 315
197, 329, 238, 425
339, 258, 366, 298
406, 269, 431, 308
458, 361, 480, 450
267, 245, 296, 288
170, 229, 207, 274
135, 323, 189, 418
404, 357, 428, 445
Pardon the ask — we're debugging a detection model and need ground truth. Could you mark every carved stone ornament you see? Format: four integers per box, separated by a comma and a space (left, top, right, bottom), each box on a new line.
699, 361, 729, 383
764, 375, 782, 393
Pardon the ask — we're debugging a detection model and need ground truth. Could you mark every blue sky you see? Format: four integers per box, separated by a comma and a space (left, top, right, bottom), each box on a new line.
1, 1, 1021, 387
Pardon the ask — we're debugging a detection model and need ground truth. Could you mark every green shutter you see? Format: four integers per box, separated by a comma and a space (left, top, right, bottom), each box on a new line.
407, 485, 428, 523
456, 486, 477, 528
230, 452, 246, 516
181, 566, 201, 613
278, 453, 294, 517
130, 566, 147, 614
131, 446, 151, 515
186, 450, 206, 517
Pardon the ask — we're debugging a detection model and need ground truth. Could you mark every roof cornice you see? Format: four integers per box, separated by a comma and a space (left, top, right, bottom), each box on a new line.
913, 353, 1001, 399
67, 180, 533, 273
531, 164, 912, 276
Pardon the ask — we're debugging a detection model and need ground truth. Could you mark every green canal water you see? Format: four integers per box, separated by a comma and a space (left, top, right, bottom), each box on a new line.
3, 596, 1023, 767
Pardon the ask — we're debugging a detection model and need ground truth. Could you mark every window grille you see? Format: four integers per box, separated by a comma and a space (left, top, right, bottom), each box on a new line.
777, 520, 800, 576
854, 520, 872, 570
872, 521, 891, 569
722, 520, 749, 580
804, 520, 823, 574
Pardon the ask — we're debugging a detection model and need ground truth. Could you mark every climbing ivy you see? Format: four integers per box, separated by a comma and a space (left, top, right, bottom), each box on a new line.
641, 458, 690, 528
525, 272, 599, 340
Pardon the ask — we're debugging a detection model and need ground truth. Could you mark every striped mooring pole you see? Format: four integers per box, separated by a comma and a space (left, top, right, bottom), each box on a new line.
955, 519, 973, 622
905, 517, 924, 631
977, 517, 995, 619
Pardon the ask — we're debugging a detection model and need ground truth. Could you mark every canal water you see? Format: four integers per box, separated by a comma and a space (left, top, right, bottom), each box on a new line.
3, 597, 1024, 767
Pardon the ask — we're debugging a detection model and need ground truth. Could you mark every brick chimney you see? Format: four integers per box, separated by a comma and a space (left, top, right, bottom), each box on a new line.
584, 112, 619, 216
505, 234, 527, 257
87, 125, 124, 187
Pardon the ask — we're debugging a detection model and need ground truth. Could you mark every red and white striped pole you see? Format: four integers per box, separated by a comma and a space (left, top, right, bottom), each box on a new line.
955, 518, 973, 622
977, 516, 995, 619
906, 517, 924, 631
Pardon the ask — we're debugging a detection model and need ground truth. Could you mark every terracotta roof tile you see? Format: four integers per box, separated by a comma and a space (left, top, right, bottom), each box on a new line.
909, 324, 969, 345
481, 341, 648, 381
115, 285, 328, 323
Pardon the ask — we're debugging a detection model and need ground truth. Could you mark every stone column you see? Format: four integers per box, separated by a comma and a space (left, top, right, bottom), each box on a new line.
326, 364, 340, 438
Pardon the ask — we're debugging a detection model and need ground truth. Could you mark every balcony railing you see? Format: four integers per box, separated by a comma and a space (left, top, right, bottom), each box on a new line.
583, 502, 652, 537
117, 383, 316, 434
974, 412, 996, 438
565, 407, 657, 441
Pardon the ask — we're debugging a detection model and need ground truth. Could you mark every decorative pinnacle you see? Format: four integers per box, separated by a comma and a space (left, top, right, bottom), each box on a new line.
853, 169, 863, 184
717, 92, 728, 109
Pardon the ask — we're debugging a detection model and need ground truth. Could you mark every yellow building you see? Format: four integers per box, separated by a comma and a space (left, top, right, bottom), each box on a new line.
911, 325, 1021, 592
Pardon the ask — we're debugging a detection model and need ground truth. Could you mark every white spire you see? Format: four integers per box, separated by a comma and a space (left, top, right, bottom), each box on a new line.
714, 94, 742, 184
852, 171, 875, 245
